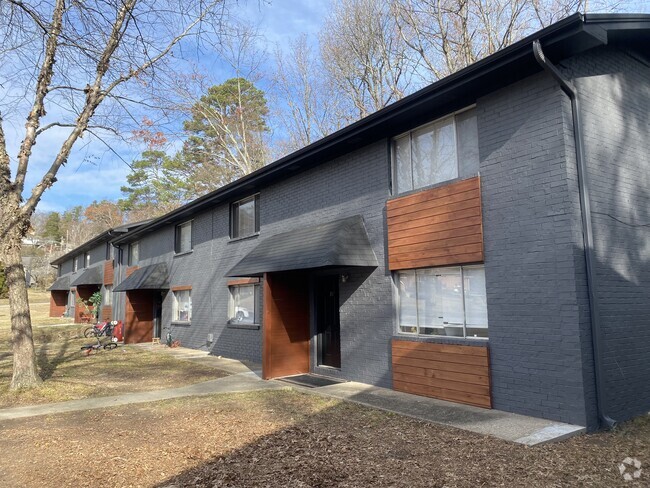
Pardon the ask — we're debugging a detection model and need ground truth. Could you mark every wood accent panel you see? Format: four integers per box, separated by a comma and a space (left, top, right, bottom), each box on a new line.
227, 277, 260, 286
171, 285, 192, 292
101, 305, 112, 322
126, 266, 138, 277
74, 285, 100, 324
263, 271, 310, 379
49, 291, 67, 317
391, 339, 491, 408
124, 290, 153, 344
387, 177, 483, 270
103, 260, 114, 285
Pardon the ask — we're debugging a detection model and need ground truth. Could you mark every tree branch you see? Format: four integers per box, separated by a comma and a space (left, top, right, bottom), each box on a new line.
13, 0, 65, 194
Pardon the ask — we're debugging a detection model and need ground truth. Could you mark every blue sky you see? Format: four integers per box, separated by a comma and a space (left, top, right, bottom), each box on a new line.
7, 0, 330, 214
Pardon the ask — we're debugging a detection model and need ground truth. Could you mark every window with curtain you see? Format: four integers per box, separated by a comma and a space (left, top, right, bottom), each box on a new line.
103, 285, 113, 306
175, 221, 193, 254
230, 194, 260, 239
393, 107, 479, 195
128, 241, 139, 266
396, 265, 487, 338
173, 289, 192, 323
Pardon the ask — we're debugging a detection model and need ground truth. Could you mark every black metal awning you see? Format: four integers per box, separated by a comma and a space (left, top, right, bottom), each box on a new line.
70, 266, 103, 287
48, 275, 71, 291
226, 215, 378, 277
113, 263, 169, 292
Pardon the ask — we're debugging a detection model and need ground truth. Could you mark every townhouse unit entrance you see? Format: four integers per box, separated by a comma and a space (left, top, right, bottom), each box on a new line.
114, 263, 169, 344
261, 272, 343, 379
225, 215, 378, 381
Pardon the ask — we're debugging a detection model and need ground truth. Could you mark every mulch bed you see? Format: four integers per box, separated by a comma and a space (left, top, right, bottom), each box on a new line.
0, 390, 648, 487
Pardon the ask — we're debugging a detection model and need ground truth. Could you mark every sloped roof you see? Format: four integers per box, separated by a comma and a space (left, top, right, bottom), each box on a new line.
70, 266, 103, 287
50, 219, 153, 266
48, 275, 71, 291
113, 263, 169, 292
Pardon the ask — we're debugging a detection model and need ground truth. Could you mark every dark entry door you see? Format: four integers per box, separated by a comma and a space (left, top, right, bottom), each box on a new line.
153, 292, 163, 338
315, 275, 341, 368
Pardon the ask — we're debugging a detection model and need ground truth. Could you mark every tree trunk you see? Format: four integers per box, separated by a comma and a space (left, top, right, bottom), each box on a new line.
4, 227, 41, 389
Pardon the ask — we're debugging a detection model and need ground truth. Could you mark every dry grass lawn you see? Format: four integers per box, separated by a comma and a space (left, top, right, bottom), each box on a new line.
0, 390, 648, 488
0, 290, 226, 408
0, 289, 73, 327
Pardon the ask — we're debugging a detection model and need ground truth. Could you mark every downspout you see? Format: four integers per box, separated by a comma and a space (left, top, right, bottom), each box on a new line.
532, 40, 616, 429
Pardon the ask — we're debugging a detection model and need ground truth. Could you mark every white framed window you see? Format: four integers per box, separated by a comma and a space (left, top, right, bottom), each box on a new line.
128, 241, 139, 266
73, 256, 79, 272
393, 107, 479, 195
230, 194, 260, 239
396, 265, 487, 338
175, 221, 193, 254
172, 289, 192, 323
103, 285, 113, 306
84, 252, 90, 268
228, 284, 259, 325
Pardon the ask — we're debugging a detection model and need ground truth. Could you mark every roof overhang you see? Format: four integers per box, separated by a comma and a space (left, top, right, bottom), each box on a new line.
50, 219, 153, 266
113, 263, 170, 292
48, 275, 71, 291
70, 266, 103, 287
226, 215, 378, 277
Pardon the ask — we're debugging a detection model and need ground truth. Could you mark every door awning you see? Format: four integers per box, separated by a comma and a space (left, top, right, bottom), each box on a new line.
70, 266, 103, 287
114, 263, 169, 292
48, 275, 71, 291
226, 215, 378, 277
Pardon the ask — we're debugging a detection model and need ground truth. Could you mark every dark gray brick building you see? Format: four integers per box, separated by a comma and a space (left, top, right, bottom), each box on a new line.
54, 14, 650, 432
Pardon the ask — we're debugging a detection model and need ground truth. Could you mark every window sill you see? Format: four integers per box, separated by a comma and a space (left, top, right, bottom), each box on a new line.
395, 334, 488, 346
173, 250, 194, 258
228, 232, 260, 244
389, 174, 479, 200
171, 321, 191, 327
227, 322, 260, 330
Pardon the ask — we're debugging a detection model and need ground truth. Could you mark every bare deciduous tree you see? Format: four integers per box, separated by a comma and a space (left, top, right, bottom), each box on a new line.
0, 0, 226, 389
273, 35, 347, 154
392, 0, 619, 83
320, 0, 415, 120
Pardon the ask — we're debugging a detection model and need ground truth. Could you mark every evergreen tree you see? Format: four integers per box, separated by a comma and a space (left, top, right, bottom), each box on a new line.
118, 150, 188, 217
42, 212, 62, 242
181, 77, 270, 193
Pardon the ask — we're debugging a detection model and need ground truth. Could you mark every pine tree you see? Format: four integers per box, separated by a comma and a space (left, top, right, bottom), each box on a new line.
181, 77, 270, 193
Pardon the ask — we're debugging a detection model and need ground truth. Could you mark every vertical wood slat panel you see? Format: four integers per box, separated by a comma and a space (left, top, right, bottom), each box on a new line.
391, 339, 492, 408
263, 272, 310, 380
387, 177, 483, 270
124, 290, 153, 344
103, 260, 114, 285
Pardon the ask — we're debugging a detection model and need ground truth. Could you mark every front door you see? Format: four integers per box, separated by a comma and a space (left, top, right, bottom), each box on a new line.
153, 292, 163, 339
315, 275, 341, 368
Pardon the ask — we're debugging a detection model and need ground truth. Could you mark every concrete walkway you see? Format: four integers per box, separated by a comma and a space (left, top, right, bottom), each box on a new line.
0, 348, 585, 446
291, 380, 585, 446
0, 370, 282, 422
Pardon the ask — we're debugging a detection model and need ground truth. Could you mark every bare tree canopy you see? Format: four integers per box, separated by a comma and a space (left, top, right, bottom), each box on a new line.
392, 0, 622, 82
0, 0, 227, 389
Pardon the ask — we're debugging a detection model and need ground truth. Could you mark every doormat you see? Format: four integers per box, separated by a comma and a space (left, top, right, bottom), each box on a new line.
278, 374, 345, 389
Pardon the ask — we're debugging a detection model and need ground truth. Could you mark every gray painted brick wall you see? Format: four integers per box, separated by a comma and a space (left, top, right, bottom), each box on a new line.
478, 71, 594, 427
561, 46, 650, 424
123, 141, 394, 382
